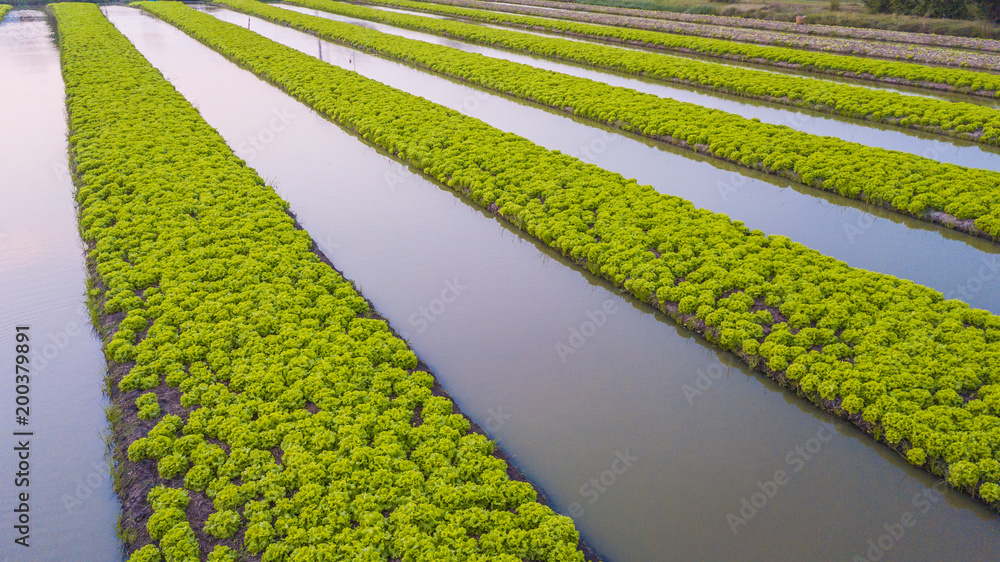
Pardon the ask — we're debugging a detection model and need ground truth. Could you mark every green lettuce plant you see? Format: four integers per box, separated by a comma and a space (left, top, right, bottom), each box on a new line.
52, 4, 589, 560
136, 1, 1000, 513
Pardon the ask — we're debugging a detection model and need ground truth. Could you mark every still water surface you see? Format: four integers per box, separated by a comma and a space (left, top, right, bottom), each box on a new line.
278, 1, 1000, 170
0, 9, 118, 562
107, 6, 1000, 561
210, 4, 1000, 315
361, 0, 1000, 108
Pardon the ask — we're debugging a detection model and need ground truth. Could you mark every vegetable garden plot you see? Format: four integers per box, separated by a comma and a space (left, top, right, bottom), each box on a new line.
101, 6, 1000, 559
435, 9, 1000, 109
344, 0, 1000, 98
52, 3, 591, 560
196, 3, 1000, 319
217, 0, 1000, 241
276, 1, 1000, 174
141, 0, 1000, 513
369, 0, 1000, 72
481, 0, 1000, 52
280, 0, 1000, 149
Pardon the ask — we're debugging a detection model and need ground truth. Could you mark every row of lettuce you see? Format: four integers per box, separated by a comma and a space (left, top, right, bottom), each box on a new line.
347, 0, 1000, 97
279, 0, 1000, 147
52, 3, 590, 561
140, 0, 1000, 510
373, 0, 1000, 72
469, 0, 1000, 51
212, 0, 1000, 239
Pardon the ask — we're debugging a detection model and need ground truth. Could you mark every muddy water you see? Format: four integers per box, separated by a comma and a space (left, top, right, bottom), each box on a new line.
0, 9, 119, 562
361, 1, 1000, 108
280, 1, 1000, 169
107, 5, 1000, 561
205, 5, 1000, 315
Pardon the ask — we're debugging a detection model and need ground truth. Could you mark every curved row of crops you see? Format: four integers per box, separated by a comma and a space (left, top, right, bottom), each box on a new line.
212, 0, 1000, 239
466, 0, 1000, 51
140, 0, 1000, 512
278, 0, 1000, 146
344, 0, 1000, 97
0, 5, 12, 20
374, 0, 1000, 71
52, 4, 590, 561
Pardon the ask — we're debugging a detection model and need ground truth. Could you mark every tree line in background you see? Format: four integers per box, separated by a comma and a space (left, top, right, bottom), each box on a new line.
863, 0, 1000, 21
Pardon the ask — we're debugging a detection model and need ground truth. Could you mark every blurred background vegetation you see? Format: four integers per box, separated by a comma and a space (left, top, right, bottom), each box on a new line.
11, 0, 1000, 42
519, 0, 1000, 37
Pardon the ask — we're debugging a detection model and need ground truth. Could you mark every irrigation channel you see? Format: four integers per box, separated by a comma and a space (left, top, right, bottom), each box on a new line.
0, 9, 119, 561
99, 4, 1000, 561
192, 4, 998, 315
358, 0, 1000, 108
463, 19, 1000, 108
275, 2, 1000, 172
